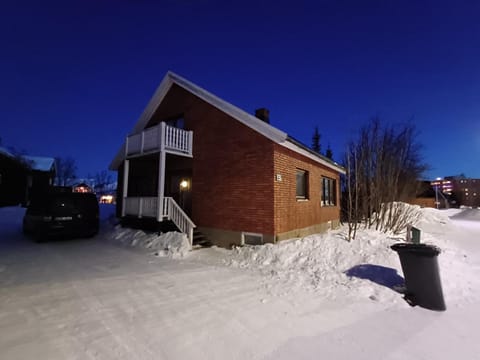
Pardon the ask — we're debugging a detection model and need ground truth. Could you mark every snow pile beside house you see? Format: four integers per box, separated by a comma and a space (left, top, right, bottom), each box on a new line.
215, 203, 476, 305
105, 203, 477, 306
414, 205, 453, 232
109, 225, 190, 258
222, 229, 403, 302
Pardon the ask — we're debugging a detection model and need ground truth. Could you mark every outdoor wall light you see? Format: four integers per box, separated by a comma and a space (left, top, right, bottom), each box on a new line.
180, 179, 190, 190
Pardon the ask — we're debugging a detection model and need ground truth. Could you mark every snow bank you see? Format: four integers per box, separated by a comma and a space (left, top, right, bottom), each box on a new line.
108, 225, 190, 258
414, 205, 452, 231
194, 203, 478, 306
220, 229, 403, 303
103, 203, 478, 307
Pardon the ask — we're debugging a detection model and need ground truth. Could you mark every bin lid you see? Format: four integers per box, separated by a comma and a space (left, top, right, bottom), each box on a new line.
391, 243, 441, 256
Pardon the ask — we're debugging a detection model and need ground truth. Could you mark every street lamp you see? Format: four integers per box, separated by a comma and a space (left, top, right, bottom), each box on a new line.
435, 177, 442, 209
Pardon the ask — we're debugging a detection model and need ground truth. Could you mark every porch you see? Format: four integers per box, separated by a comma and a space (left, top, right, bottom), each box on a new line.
123, 196, 195, 246
121, 122, 195, 246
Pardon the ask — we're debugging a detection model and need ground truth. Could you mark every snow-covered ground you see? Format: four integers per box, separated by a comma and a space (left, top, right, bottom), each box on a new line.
1, 204, 480, 359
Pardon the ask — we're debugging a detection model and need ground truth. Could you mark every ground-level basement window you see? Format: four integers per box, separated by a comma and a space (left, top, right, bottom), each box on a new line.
322, 177, 336, 206
296, 169, 309, 200
242, 232, 263, 246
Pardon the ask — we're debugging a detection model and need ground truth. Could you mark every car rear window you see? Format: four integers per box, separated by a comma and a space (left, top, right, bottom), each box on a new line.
28, 193, 98, 214
50, 196, 75, 211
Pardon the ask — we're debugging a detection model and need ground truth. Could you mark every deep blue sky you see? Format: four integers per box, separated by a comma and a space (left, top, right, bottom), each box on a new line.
1, 0, 480, 179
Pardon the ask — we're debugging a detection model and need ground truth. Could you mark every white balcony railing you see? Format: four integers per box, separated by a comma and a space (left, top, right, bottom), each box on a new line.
125, 123, 193, 157
123, 196, 195, 246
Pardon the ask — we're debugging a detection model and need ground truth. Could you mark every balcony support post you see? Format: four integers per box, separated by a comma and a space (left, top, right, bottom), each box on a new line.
121, 159, 129, 217
157, 122, 166, 221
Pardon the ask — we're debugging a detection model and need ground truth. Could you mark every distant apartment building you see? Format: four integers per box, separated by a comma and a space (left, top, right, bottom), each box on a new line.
431, 176, 480, 207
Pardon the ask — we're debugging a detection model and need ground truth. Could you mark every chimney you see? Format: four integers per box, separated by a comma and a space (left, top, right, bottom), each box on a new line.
255, 108, 270, 124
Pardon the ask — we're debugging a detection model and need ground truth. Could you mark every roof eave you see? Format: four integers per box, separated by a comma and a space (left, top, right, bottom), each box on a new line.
282, 136, 346, 174
167, 72, 288, 144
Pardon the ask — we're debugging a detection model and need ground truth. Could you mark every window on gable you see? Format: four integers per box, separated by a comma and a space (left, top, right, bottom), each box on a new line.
321, 177, 336, 206
296, 169, 308, 199
165, 115, 185, 129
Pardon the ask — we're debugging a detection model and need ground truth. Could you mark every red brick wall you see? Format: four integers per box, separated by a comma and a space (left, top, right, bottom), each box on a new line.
185, 102, 275, 235
152, 87, 342, 237
409, 197, 435, 208
273, 144, 341, 234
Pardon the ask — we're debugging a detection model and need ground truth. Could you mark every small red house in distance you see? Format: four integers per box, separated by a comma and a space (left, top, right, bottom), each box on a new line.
72, 183, 94, 193
110, 72, 345, 247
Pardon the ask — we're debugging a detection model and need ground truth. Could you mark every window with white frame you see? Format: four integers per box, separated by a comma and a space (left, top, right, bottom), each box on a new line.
321, 177, 336, 206
296, 169, 309, 199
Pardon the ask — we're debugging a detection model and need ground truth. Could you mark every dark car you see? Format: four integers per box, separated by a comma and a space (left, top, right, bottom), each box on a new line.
23, 191, 99, 240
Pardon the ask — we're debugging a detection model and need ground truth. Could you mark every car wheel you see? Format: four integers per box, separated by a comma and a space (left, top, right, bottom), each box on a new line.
86, 229, 99, 238
22, 220, 31, 236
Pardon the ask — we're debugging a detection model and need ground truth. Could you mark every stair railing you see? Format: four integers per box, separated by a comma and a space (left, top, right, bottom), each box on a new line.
163, 197, 195, 246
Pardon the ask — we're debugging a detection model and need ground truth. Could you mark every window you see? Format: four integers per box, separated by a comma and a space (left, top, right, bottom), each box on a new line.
322, 177, 336, 206
242, 232, 263, 245
165, 115, 185, 129
296, 169, 308, 199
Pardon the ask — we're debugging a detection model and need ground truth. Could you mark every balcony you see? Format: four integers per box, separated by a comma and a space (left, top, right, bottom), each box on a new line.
126, 122, 193, 158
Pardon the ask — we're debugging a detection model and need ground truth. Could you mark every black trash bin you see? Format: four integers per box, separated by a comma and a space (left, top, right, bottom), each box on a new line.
391, 243, 446, 311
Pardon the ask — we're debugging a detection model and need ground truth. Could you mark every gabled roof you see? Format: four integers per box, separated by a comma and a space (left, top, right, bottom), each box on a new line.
23, 156, 56, 172
110, 72, 345, 174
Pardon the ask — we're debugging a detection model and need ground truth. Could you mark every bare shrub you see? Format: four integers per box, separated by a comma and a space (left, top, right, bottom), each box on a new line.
343, 118, 428, 239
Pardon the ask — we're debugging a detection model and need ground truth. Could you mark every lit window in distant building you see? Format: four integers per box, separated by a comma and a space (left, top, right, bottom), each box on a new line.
100, 195, 115, 204
73, 184, 93, 193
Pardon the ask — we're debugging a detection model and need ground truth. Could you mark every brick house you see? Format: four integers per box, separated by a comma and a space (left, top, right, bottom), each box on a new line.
110, 72, 345, 247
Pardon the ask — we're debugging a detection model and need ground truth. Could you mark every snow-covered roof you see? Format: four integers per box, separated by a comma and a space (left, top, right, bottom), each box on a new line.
23, 156, 56, 172
110, 72, 345, 174
0, 146, 15, 158
0, 148, 55, 172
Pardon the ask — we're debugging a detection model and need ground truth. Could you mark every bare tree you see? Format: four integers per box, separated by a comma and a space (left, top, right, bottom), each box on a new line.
55, 157, 77, 186
94, 170, 113, 194
343, 117, 428, 240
